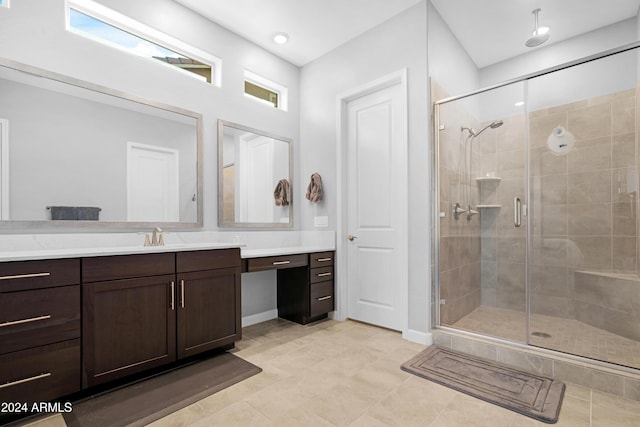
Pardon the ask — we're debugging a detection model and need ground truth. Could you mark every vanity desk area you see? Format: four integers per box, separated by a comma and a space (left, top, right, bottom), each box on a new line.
242, 247, 336, 325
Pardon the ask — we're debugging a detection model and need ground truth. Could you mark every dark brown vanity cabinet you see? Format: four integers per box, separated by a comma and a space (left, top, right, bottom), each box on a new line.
176, 249, 241, 359
271, 251, 335, 325
0, 258, 81, 406
82, 253, 176, 387
82, 249, 241, 388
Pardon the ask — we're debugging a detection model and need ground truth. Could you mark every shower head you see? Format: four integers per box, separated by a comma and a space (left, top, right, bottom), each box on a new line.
462, 120, 503, 138
525, 8, 550, 47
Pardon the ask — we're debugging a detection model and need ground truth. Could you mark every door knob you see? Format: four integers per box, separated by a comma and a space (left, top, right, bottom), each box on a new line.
347, 234, 358, 241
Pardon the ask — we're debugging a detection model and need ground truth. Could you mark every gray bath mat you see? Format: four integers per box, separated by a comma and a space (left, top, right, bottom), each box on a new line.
401, 346, 565, 424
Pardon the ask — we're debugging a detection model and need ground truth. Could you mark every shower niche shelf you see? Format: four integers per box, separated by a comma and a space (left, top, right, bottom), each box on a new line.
476, 177, 502, 210
475, 176, 502, 183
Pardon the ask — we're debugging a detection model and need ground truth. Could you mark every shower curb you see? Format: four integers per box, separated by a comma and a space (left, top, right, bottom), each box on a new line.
433, 328, 640, 402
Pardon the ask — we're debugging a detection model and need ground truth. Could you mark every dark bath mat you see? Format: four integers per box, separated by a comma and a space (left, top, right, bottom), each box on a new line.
63, 352, 261, 427
401, 346, 565, 424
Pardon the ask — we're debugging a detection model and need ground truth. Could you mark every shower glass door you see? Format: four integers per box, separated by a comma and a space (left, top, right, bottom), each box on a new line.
526, 48, 640, 368
436, 45, 640, 370
436, 80, 528, 343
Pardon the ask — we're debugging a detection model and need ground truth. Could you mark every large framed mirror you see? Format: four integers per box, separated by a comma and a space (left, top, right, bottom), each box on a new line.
218, 120, 292, 228
0, 58, 202, 229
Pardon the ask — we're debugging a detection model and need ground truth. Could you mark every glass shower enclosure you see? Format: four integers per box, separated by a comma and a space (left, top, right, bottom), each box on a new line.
433, 43, 640, 370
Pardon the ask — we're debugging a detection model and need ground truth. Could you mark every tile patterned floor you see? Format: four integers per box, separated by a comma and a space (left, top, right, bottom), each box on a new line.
452, 305, 640, 369
16, 318, 640, 426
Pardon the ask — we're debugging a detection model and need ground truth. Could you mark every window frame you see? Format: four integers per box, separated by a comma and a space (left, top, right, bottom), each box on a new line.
244, 70, 288, 111
66, 0, 221, 87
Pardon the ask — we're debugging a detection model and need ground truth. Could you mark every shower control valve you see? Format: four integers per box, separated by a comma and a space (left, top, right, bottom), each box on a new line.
453, 203, 466, 220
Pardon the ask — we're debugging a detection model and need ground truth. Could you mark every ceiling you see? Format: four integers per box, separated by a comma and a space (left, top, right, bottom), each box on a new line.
173, 0, 423, 67
431, 0, 640, 68
174, 0, 640, 68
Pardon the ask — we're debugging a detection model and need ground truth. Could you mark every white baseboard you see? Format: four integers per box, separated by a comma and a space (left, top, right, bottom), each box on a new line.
242, 309, 278, 327
403, 329, 433, 345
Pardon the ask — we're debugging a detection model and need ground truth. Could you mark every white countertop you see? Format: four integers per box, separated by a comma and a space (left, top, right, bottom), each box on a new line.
0, 230, 336, 263
240, 245, 335, 258
0, 242, 241, 262
0, 243, 335, 263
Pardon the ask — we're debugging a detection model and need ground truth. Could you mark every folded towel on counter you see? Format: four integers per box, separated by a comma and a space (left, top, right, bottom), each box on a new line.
274, 179, 291, 206
47, 206, 101, 221
305, 173, 323, 203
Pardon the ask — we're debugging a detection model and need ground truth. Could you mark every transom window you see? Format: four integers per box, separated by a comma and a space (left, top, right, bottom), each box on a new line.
67, 0, 220, 86
244, 70, 288, 111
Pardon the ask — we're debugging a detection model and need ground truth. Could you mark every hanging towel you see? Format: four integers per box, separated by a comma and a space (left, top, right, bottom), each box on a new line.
305, 173, 323, 203
274, 179, 291, 206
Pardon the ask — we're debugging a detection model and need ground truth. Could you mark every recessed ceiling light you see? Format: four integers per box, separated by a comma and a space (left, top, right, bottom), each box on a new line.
273, 33, 289, 45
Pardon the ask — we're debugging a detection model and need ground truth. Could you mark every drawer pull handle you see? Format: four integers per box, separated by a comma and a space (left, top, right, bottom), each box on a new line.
180, 280, 185, 308
272, 260, 291, 265
317, 296, 332, 301
317, 272, 332, 277
0, 372, 51, 390
170, 281, 175, 311
0, 314, 51, 328
0, 272, 51, 281
316, 258, 332, 262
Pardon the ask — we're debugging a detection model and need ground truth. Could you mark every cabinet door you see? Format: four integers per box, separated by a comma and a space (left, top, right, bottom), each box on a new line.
176, 267, 240, 359
82, 274, 176, 387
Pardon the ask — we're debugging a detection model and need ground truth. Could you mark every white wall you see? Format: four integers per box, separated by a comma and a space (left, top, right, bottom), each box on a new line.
300, 1, 430, 336
427, 2, 479, 100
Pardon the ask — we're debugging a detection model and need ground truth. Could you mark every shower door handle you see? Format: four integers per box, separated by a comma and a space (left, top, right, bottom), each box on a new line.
514, 197, 522, 227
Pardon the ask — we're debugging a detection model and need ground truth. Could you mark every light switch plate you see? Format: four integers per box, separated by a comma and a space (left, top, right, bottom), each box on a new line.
314, 216, 329, 227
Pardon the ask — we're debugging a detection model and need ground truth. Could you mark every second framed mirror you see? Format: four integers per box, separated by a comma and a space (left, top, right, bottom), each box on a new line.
218, 120, 292, 228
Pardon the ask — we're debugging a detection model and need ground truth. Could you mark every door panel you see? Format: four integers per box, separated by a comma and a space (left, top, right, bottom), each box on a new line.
127, 142, 179, 222
82, 274, 176, 387
346, 76, 407, 331
177, 268, 240, 359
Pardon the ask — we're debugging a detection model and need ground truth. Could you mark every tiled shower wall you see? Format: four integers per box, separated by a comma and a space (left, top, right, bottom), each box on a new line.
437, 82, 638, 325
478, 88, 638, 319
434, 81, 482, 325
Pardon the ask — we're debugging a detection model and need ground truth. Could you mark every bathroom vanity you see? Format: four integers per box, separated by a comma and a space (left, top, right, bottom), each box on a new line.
243, 250, 335, 325
0, 246, 241, 410
0, 240, 337, 417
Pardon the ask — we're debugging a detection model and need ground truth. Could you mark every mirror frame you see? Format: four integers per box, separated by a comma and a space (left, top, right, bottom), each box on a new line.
218, 119, 293, 229
0, 57, 203, 230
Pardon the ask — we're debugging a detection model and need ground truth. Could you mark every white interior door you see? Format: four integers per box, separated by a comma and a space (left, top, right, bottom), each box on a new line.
127, 142, 179, 221
346, 75, 407, 331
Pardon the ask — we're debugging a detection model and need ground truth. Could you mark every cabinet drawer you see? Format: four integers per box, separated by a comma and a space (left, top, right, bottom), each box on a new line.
310, 251, 334, 268
82, 253, 175, 282
0, 285, 80, 355
0, 258, 79, 292
310, 281, 334, 317
0, 339, 80, 405
176, 248, 241, 273
310, 266, 333, 283
247, 254, 308, 272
